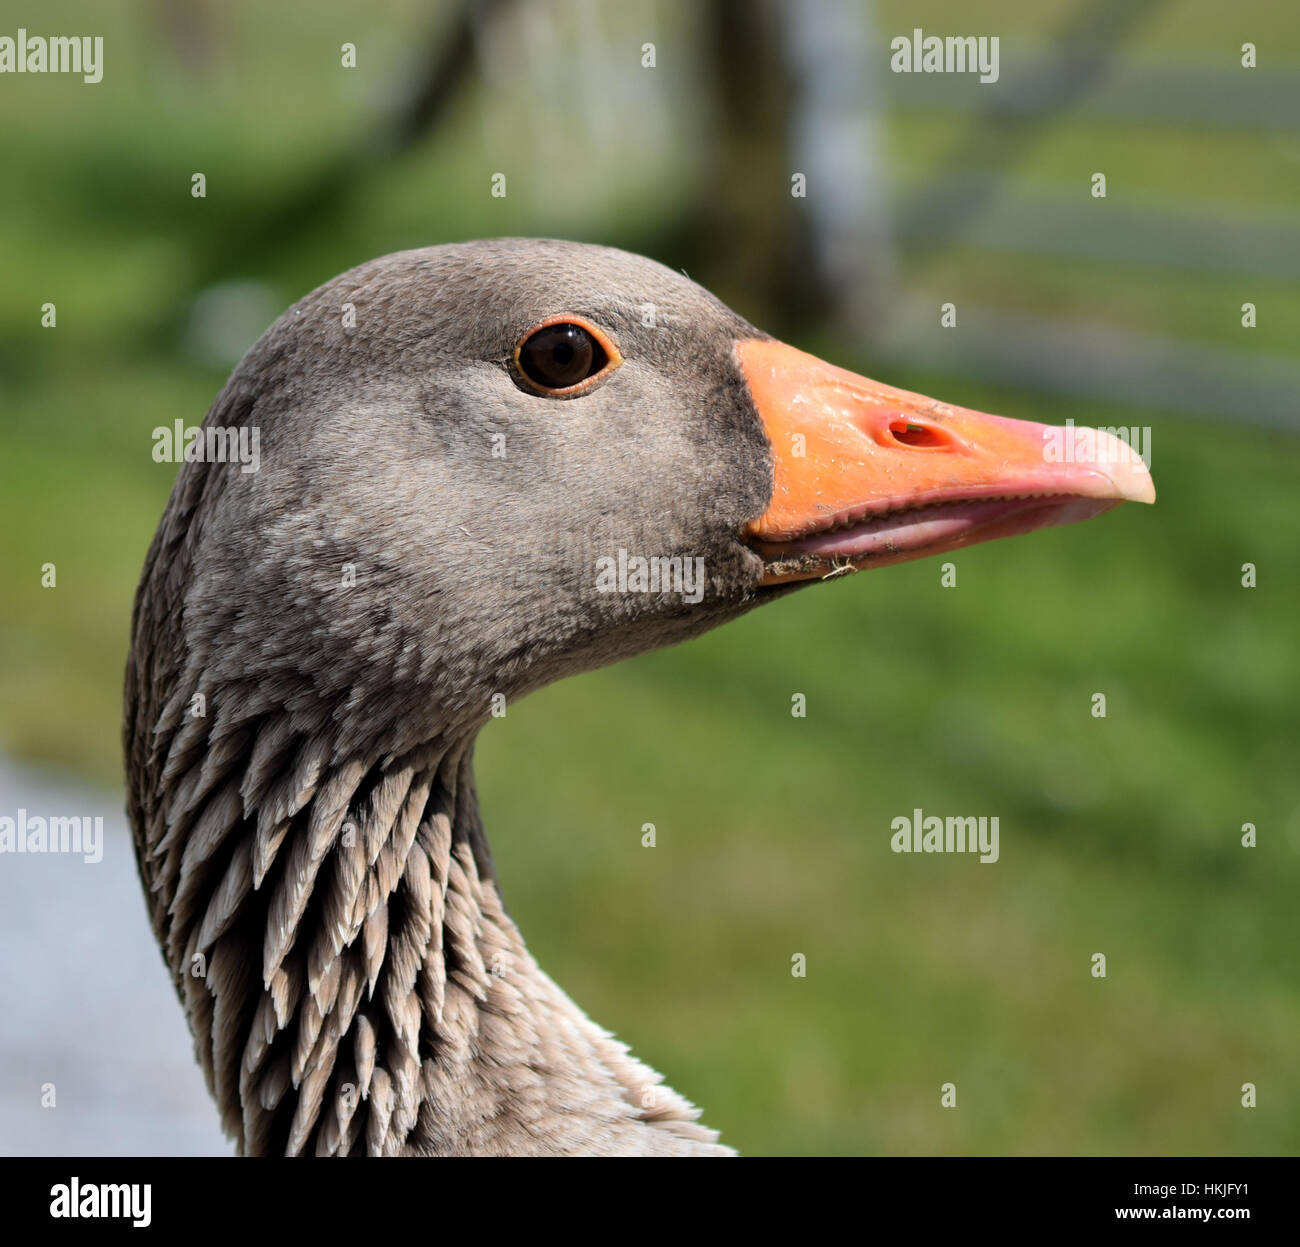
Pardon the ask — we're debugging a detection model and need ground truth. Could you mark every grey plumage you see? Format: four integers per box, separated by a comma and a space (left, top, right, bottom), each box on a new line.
125, 240, 777, 1155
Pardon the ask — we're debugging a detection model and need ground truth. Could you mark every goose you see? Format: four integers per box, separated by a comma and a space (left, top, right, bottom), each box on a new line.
124, 238, 1154, 1156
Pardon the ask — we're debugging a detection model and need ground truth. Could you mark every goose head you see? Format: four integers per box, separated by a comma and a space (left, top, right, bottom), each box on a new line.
125, 238, 1153, 1156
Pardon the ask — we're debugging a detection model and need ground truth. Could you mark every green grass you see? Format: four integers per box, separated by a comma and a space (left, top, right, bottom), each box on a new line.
889, 116, 1300, 213
917, 254, 1296, 360
1, 0, 1296, 1155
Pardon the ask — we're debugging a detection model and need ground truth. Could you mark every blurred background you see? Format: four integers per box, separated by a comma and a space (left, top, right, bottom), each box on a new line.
0, 0, 1296, 1155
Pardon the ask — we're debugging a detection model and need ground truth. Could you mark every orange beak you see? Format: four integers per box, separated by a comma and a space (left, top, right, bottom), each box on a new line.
737, 340, 1155, 585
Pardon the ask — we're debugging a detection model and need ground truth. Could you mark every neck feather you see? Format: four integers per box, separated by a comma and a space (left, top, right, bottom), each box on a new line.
128, 687, 729, 1155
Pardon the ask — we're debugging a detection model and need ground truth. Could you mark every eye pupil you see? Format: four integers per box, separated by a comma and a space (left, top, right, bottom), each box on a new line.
518, 322, 609, 392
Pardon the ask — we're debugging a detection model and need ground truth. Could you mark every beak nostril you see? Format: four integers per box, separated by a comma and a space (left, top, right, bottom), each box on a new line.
888, 420, 948, 450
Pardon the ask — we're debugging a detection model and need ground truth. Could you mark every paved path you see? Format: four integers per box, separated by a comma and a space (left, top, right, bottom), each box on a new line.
0, 758, 228, 1155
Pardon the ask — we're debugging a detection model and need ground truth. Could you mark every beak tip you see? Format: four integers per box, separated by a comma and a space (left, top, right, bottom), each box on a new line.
1091, 429, 1155, 504
1107, 461, 1157, 506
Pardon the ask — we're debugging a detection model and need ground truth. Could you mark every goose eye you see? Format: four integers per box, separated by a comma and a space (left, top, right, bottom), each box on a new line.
514, 317, 620, 396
